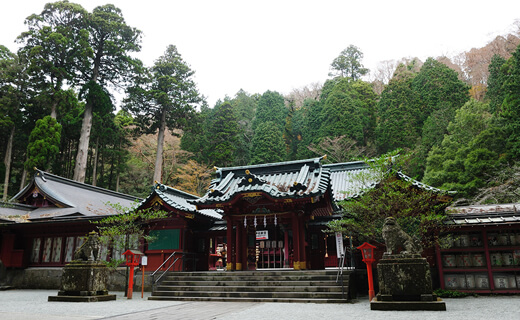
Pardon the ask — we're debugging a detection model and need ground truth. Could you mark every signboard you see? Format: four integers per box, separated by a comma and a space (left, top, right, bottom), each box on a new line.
256, 230, 268, 240
335, 232, 344, 257
141, 255, 147, 266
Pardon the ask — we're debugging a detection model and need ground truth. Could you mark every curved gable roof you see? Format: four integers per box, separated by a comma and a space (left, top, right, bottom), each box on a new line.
12, 170, 140, 221
190, 157, 331, 207
138, 183, 221, 220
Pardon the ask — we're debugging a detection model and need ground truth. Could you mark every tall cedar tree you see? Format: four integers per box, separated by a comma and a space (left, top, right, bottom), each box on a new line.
1, 46, 26, 201
124, 45, 203, 183
17, 1, 90, 119
73, 4, 142, 183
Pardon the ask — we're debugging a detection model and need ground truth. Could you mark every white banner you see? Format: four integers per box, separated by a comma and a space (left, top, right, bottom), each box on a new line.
256, 230, 268, 240
335, 232, 344, 257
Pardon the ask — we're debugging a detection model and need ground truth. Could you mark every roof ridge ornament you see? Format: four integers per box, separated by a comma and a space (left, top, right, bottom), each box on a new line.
237, 169, 267, 187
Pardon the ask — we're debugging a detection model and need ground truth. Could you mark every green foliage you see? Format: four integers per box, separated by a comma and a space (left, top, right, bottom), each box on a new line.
500, 45, 520, 161
250, 121, 287, 165
328, 153, 451, 246
252, 90, 287, 132
24, 116, 62, 171
205, 101, 240, 167
433, 289, 471, 298
124, 44, 202, 135
92, 201, 169, 268
424, 100, 506, 199
375, 63, 421, 154
486, 54, 507, 114
319, 79, 377, 146
329, 45, 369, 80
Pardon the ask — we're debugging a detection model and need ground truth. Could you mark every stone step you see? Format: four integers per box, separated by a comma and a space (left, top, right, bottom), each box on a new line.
159, 280, 339, 287
148, 295, 348, 303
155, 285, 343, 293
150, 270, 352, 303
161, 275, 339, 282
152, 290, 346, 299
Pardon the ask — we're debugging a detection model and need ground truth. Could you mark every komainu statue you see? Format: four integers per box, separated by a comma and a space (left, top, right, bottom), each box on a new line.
74, 232, 101, 261
382, 217, 422, 255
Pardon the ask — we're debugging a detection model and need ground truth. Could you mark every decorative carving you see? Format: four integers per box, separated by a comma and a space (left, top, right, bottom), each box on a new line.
382, 217, 422, 255
74, 232, 101, 261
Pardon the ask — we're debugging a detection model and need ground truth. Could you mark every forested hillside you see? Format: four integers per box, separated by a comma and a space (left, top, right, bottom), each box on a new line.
1, 1, 520, 205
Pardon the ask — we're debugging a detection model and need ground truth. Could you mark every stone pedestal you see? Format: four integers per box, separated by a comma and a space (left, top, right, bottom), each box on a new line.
371, 254, 445, 311
48, 261, 116, 302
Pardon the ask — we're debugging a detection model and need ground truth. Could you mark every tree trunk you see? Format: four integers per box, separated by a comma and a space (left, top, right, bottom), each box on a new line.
19, 168, 27, 191
92, 137, 99, 186
3, 126, 14, 202
50, 100, 58, 119
153, 109, 167, 183
73, 103, 93, 183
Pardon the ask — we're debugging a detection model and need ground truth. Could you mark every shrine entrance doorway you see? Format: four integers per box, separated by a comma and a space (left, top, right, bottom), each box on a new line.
256, 225, 292, 269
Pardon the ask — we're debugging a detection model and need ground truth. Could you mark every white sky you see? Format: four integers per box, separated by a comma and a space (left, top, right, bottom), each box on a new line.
2, 0, 520, 108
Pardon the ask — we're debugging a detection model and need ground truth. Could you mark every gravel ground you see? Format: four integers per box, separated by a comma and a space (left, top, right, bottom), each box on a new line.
0, 289, 518, 320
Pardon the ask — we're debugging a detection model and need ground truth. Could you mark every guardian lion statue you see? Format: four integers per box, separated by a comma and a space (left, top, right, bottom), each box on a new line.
74, 232, 101, 261
382, 217, 422, 255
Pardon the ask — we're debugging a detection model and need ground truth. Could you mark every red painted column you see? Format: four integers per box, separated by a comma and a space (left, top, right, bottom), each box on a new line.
292, 213, 301, 269
284, 227, 290, 268
236, 220, 243, 270
299, 215, 307, 269
226, 216, 234, 271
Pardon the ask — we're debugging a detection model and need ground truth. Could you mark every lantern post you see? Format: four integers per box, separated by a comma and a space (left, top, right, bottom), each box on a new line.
122, 249, 143, 299
357, 242, 377, 301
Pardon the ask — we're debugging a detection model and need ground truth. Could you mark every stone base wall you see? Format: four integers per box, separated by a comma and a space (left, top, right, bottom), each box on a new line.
4, 267, 152, 291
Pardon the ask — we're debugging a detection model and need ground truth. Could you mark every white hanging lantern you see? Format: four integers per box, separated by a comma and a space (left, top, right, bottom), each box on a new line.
264, 215, 267, 228
254, 216, 257, 228
244, 215, 247, 227
274, 214, 277, 226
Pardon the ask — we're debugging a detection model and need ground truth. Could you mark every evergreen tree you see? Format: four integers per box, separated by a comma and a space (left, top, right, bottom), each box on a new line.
124, 45, 203, 183
500, 44, 520, 161
252, 90, 287, 132
25, 116, 62, 171
319, 78, 377, 147
423, 99, 505, 198
204, 102, 240, 167
486, 54, 507, 114
250, 121, 287, 165
375, 64, 421, 154
329, 45, 369, 80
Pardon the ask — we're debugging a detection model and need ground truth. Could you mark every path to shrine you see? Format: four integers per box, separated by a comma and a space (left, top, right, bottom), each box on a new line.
0, 290, 518, 320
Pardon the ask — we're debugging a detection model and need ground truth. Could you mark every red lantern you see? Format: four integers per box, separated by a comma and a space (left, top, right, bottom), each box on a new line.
357, 242, 376, 301
122, 249, 143, 299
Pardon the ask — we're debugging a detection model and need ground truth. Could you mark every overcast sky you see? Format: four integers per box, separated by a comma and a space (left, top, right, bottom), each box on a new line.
2, 1, 520, 108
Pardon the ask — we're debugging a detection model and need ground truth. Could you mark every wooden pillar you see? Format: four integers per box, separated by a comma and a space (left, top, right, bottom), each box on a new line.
236, 220, 243, 271
299, 215, 307, 270
284, 225, 290, 268
292, 213, 301, 270
225, 216, 234, 271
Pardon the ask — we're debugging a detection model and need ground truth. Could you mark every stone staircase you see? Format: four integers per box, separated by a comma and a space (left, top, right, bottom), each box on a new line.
148, 269, 352, 303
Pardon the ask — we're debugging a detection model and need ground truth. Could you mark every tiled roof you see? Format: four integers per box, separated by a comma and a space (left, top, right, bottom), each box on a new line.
139, 183, 221, 220
190, 157, 331, 206
445, 203, 520, 226
324, 160, 380, 201
12, 170, 140, 221
325, 161, 454, 202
